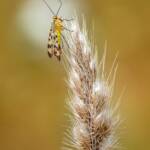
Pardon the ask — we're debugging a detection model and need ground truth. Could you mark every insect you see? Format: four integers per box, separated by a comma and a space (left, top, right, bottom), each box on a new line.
43, 0, 73, 61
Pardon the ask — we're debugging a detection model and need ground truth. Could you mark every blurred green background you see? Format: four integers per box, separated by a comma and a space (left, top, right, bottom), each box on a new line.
0, 0, 150, 150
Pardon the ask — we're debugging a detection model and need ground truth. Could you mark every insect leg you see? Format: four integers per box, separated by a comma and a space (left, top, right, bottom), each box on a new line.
61, 34, 70, 48
63, 18, 74, 21
63, 27, 74, 32
61, 37, 64, 49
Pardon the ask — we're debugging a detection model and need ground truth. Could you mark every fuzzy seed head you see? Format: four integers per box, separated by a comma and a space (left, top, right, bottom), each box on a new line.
63, 18, 119, 150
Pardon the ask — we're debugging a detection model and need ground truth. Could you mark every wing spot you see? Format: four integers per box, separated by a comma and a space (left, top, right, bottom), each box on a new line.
48, 44, 52, 48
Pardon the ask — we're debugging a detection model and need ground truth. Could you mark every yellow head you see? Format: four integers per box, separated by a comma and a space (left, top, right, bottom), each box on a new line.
53, 16, 64, 32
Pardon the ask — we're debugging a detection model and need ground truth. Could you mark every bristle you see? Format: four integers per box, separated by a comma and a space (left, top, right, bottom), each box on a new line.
63, 18, 120, 150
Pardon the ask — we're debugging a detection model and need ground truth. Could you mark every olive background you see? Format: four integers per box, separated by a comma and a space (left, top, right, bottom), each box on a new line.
0, 0, 150, 150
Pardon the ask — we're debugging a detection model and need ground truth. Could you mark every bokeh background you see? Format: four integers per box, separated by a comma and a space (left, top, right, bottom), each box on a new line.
0, 0, 150, 150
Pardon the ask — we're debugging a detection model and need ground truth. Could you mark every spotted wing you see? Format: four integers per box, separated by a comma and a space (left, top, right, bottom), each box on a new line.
47, 29, 55, 58
47, 29, 63, 61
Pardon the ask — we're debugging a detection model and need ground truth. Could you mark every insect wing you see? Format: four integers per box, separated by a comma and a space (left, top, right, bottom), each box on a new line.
47, 29, 55, 58
48, 30, 62, 61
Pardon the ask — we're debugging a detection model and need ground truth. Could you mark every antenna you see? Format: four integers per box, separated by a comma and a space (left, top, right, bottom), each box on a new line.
43, 0, 55, 16
56, 0, 62, 16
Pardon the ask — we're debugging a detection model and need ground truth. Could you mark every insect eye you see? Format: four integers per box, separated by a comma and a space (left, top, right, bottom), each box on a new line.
53, 16, 57, 20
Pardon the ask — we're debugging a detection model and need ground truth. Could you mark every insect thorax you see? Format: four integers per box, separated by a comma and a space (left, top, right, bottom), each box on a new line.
53, 16, 64, 32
